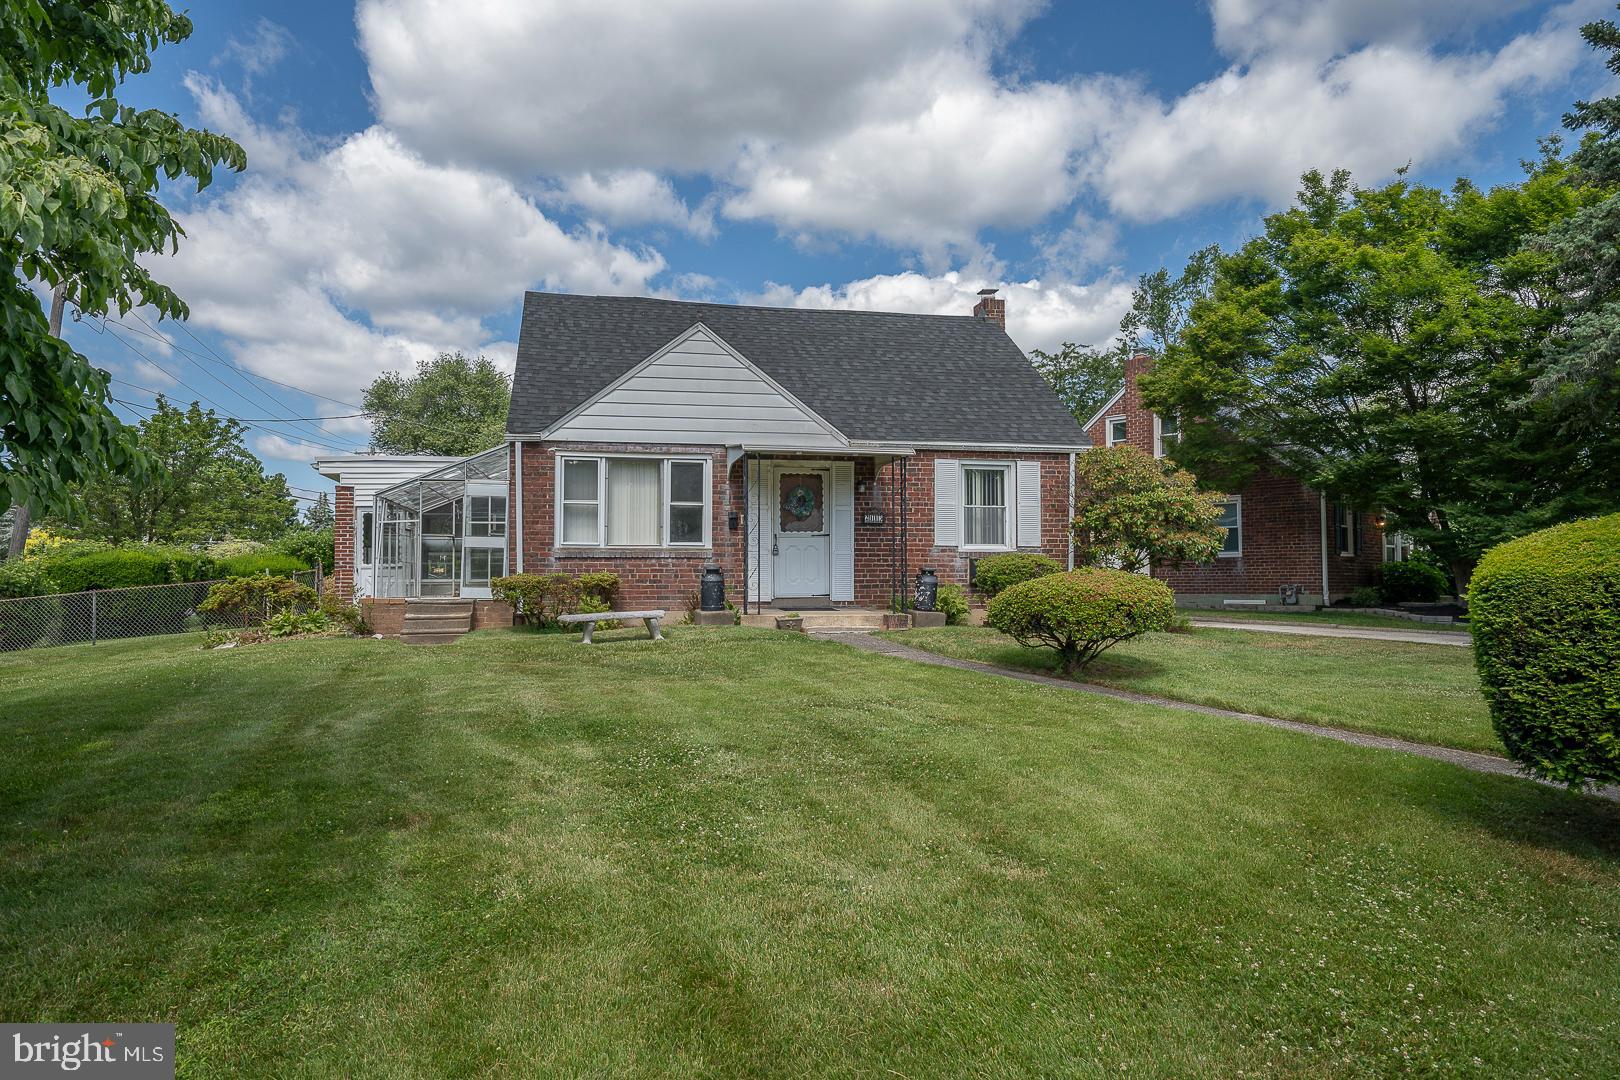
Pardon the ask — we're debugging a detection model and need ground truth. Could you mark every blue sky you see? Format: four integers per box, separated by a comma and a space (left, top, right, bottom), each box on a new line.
61, 0, 1617, 505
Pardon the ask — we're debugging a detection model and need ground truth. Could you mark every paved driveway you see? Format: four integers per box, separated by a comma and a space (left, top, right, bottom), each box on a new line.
1189, 619, 1472, 647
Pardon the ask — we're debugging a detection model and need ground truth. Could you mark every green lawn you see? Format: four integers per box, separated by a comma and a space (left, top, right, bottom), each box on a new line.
1183, 609, 1469, 632
3, 629, 1616, 1077
879, 625, 1496, 753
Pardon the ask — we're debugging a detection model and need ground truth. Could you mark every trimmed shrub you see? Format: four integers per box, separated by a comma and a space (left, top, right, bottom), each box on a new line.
492, 573, 579, 628
43, 549, 171, 593
934, 583, 970, 625
215, 552, 309, 578
198, 575, 318, 625
575, 572, 621, 609
972, 552, 1063, 598
207, 539, 268, 559
274, 528, 335, 573
1470, 514, 1620, 788
1347, 586, 1383, 608
0, 557, 52, 599
1378, 559, 1449, 604
987, 568, 1176, 675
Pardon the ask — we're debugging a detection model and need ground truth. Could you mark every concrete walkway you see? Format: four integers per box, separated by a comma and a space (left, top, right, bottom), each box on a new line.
813, 630, 1618, 802
1188, 618, 1472, 647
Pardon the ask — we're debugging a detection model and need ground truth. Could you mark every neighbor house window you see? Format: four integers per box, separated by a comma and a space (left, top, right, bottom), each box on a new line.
359, 510, 373, 566
961, 463, 1011, 549
1332, 502, 1359, 556
1106, 416, 1127, 447
1216, 497, 1241, 556
1154, 413, 1180, 458
1383, 531, 1412, 562
558, 455, 710, 548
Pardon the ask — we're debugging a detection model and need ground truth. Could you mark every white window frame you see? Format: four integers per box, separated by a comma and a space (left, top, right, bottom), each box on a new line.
1153, 413, 1180, 458
358, 509, 374, 566
467, 494, 507, 539
1105, 416, 1127, 447
1383, 530, 1412, 563
1215, 495, 1242, 557
959, 461, 1015, 552
1333, 502, 1359, 557
555, 453, 712, 549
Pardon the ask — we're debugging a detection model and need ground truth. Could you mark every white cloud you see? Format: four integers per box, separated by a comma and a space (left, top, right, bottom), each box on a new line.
152, 79, 665, 403
1090, 2, 1602, 221
751, 268, 1133, 356
1208, 0, 1544, 60
550, 171, 717, 238
252, 432, 328, 464
217, 18, 296, 82
357, 0, 1033, 174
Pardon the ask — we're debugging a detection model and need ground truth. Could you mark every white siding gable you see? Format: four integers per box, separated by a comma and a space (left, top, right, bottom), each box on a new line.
547, 325, 846, 448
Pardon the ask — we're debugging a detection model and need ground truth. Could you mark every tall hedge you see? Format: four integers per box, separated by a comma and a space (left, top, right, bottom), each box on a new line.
1469, 513, 1620, 788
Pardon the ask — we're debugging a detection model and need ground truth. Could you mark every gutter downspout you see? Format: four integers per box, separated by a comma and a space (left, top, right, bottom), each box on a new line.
1067, 452, 1076, 571
1318, 493, 1330, 606
514, 441, 524, 574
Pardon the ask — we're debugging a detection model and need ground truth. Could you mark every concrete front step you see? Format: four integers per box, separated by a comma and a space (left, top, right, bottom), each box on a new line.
400, 631, 469, 645
403, 615, 472, 631
794, 611, 890, 631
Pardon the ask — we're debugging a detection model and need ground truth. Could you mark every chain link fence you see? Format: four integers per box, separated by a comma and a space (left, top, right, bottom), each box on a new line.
0, 570, 321, 653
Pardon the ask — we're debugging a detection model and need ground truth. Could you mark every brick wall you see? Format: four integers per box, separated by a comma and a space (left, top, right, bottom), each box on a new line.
334, 484, 355, 602
517, 441, 1073, 611
1082, 353, 1383, 605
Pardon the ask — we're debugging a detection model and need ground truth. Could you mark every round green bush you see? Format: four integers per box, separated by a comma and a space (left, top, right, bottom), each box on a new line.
1469, 513, 1620, 788
987, 568, 1176, 674
215, 552, 309, 578
972, 552, 1063, 597
1378, 559, 1449, 604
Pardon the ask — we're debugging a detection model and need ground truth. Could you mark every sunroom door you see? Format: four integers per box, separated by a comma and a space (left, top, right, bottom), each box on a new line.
461, 482, 508, 599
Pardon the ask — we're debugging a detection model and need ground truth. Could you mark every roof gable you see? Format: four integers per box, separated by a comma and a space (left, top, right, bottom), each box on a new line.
546, 324, 847, 447
508, 293, 1090, 448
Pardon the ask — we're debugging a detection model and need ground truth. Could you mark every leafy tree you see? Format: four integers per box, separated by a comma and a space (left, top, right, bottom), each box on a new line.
1029, 342, 1127, 423
1528, 11, 1620, 423
1142, 166, 1620, 589
363, 352, 510, 456
1071, 445, 1228, 574
0, 2, 245, 523
58, 398, 296, 543
303, 492, 334, 529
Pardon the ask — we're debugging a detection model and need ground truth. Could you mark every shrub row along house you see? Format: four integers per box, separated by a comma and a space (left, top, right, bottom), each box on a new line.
316, 291, 1391, 629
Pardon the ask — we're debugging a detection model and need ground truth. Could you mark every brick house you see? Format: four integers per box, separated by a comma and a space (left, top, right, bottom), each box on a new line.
319, 290, 1088, 621
1081, 352, 1386, 608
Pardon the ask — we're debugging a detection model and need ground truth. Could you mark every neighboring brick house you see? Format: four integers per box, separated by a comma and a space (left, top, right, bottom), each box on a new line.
320, 290, 1087, 616
1082, 352, 1384, 607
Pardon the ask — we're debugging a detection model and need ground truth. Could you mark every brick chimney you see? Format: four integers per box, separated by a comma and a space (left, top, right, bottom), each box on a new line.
972, 287, 1005, 329
1125, 349, 1154, 381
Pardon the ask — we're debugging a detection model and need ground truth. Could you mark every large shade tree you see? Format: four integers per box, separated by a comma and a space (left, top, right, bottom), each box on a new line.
0, 1, 245, 539
363, 352, 511, 456
1141, 164, 1620, 589
60, 398, 297, 543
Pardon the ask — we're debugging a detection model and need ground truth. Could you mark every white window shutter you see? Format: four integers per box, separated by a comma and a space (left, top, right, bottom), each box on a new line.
934, 459, 960, 547
830, 462, 855, 601
1016, 460, 1042, 548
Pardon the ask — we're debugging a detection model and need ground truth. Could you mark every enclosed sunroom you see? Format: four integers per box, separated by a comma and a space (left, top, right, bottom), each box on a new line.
372, 447, 510, 599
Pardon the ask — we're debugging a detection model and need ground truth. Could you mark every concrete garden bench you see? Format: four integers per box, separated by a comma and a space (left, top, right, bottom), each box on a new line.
556, 609, 667, 644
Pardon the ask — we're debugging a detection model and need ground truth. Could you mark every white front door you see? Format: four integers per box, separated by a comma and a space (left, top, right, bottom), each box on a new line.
460, 482, 509, 600
774, 468, 831, 597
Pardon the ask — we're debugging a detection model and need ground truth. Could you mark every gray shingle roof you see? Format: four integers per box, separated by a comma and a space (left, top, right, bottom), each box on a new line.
507, 292, 1090, 447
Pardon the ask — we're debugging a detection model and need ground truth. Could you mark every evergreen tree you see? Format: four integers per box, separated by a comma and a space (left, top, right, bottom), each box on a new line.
303, 492, 334, 529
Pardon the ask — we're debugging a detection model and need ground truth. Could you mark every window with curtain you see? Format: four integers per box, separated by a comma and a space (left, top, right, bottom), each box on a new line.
360, 510, 373, 565
605, 458, 660, 546
962, 465, 1009, 548
1215, 497, 1241, 555
1106, 417, 1126, 446
559, 456, 708, 547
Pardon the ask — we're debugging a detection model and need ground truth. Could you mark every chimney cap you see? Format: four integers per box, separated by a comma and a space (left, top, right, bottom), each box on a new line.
977, 287, 999, 297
